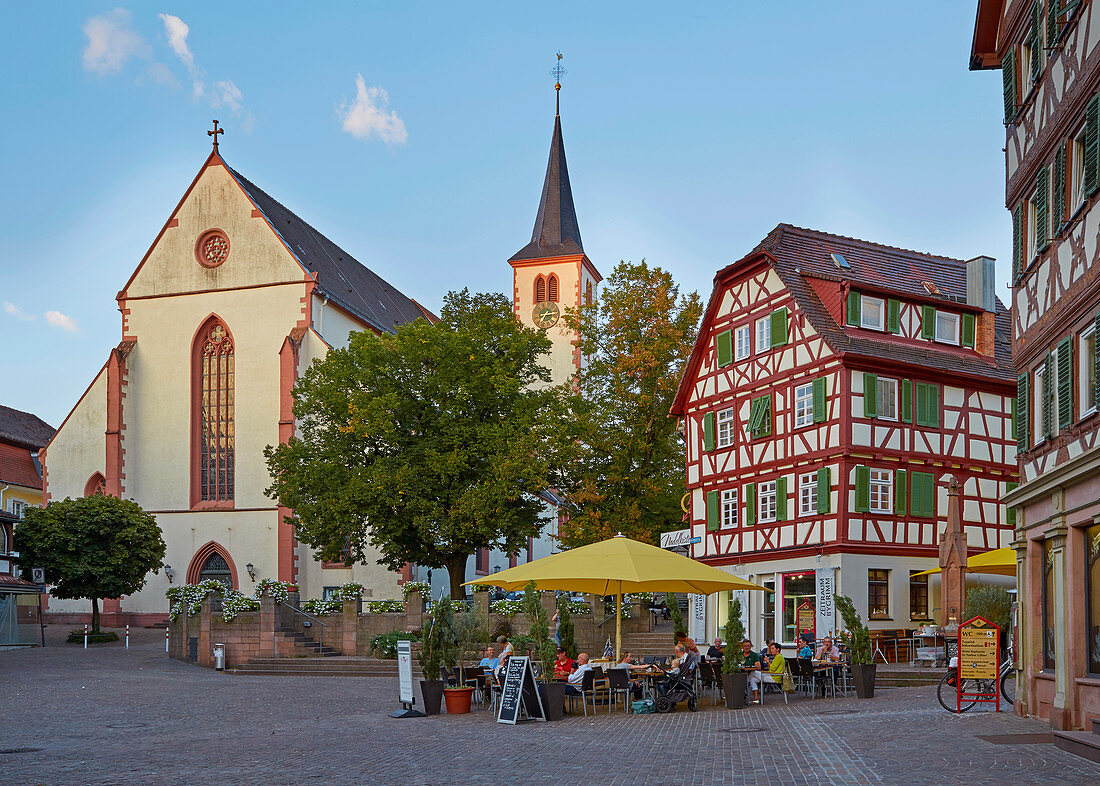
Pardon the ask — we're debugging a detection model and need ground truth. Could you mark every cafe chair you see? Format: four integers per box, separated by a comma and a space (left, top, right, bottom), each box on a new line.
698, 661, 721, 706
591, 666, 612, 713
607, 668, 633, 712
567, 669, 599, 717
463, 665, 486, 708
792, 658, 815, 699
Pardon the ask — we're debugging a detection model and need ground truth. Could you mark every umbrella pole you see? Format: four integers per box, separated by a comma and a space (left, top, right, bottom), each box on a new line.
616, 593, 622, 662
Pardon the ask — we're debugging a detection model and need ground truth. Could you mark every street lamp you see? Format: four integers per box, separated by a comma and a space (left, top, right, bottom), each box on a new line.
246, 563, 256, 581
164, 564, 174, 584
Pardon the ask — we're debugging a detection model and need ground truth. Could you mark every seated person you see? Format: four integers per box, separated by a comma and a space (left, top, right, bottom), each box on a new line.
816, 636, 841, 663
669, 643, 698, 676
565, 652, 592, 695
748, 641, 786, 704
493, 651, 511, 681
553, 647, 575, 678
797, 642, 814, 659
706, 637, 725, 661
731, 638, 763, 672
479, 645, 499, 671
675, 631, 700, 655
497, 636, 514, 660
614, 651, 639, 669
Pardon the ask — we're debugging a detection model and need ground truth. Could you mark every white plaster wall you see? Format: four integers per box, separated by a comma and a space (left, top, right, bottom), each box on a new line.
43, 367, 107, 500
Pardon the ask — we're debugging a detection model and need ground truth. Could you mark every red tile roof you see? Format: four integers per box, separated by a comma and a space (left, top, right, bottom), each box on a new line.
0, 573, 40, 590
0, 442, 43, 490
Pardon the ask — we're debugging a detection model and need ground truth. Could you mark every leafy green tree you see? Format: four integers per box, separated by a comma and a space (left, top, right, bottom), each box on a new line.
15, 495, 166, 633
265, 290, 556, 599
554, 261, 702, 548
523, 581, 556, 681
721, 597, 746, 674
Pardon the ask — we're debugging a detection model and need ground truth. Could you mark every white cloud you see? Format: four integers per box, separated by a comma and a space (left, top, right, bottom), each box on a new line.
3, 302, 35, 322
158, 13, 193, 70
45, 311, 79, 333
82, 8, 150, 75
145, 62, 177, 87
337, 75, 408, 145
213, 80, 243, 113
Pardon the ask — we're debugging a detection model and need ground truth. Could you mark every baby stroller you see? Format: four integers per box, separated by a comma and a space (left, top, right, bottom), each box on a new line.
653, 663, 698, 713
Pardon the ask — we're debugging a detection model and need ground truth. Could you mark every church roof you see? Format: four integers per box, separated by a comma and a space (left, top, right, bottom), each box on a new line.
509, 114, 585, 262
0, 405, 54, 450
228, 166, 436, 334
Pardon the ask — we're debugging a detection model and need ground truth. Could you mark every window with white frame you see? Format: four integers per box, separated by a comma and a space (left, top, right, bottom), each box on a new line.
716, 408, 736, 448
861, 296, 885, 331
794, 383, 814, 427
735, 325, 751, 360
1073, 125, 1087, 212
1034, 364, 1046, 442
758, 480, 777, 523
1082, 326, 1097, 416
721, 489, 738, 528
935, 311, 960, 345
1027, 190, 1039, 261
869, 469, 893, 513
799, 473, 817, 516
877, 377, 898, 420
10, 500, 26, 519
756, 318, 771, 353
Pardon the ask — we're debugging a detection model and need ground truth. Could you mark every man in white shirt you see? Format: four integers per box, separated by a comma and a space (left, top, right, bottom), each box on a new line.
566, 652, 592, 695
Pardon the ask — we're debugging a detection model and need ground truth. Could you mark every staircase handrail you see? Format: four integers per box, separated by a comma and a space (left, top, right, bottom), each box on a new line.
279, 601, 328, 649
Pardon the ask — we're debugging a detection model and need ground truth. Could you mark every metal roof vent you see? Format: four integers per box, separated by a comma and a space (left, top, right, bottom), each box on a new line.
830, 252, 850, 269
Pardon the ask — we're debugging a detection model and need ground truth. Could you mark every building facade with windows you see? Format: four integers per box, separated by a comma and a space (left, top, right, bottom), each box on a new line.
973, 0, 1100, 731
670, 225, 1017, 648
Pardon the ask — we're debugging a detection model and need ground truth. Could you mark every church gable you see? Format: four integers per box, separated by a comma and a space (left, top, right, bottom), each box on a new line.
122, 154, 309, 300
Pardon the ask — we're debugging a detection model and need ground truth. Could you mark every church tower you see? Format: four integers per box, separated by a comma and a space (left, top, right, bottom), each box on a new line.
509, 75, 601, 386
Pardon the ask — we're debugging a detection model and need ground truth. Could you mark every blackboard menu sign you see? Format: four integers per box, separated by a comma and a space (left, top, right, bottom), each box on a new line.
496, 656, 546, 725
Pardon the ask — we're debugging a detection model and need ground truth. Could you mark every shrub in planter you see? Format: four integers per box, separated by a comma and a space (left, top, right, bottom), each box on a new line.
720, 597, 748, 709
418, 595, 458, 714
66, 630, 119, 644
834, 593, 875, 699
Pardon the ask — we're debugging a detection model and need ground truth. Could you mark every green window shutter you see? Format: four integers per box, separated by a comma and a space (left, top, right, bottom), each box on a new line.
1005, 481, 1019, 525
770, 307, 788, 347
886, 299, 900, 334
760, 395, 772, 438
748, 397, 763, 435
1057, 337, 1073, 428
1003, 49, 1018, 123
1085, 95, 1100, 196
812, 377, 827, 423
863, 373, 878, 418
1031, 1, 1043, 83
915, 383, 927, 426
1095, 310, 1100, 407
910, 472, 935, 517
1012, 203, 1024, 283
961, 313, 976, 348
1053, 141, 1066, 231
847, 291, 861, 325
816, 468, 831, 514
1036, 166, 1049, 250
894, 469, 908, 516
909, 471, 922, 518
926, 385, 940, 428
706, 490, 719, 531
716, 330, 733, 367
1017, 374, 1030, 452
703, 412, 715, 451
745, 483, 756, 526
921, 305, 936, 339
855, 465, 870, 513
1043, 352, 1054, 438
900, 379, 912, 423
1011, 395, 1018, 440
1047, 1, 1059, 46
775, 476, 787, 521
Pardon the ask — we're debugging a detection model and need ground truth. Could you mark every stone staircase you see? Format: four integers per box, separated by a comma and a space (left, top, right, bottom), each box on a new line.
230, 656, 414, 677
1054, 716, 1100, 764
276, 625, 339, 657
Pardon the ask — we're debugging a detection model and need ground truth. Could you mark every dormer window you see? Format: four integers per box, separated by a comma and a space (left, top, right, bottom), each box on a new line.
934, 311, 960, 345
861, 296, 885, 331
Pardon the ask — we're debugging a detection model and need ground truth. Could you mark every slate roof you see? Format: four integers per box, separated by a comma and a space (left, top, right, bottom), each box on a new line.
227, 166, 436, 334
0, 405, 54, 450
510, 115, 585, 262
745, 224, 1015, 384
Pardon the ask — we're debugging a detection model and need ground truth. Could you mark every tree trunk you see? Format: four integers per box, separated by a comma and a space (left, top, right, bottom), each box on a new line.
445, 555, 469, 600
90, 597, 100, 634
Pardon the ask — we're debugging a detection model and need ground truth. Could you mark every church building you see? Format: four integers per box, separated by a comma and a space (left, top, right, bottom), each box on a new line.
41, 129, 435, 624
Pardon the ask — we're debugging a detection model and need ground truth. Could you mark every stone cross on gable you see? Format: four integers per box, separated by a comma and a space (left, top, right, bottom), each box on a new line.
208, 120, 224, 150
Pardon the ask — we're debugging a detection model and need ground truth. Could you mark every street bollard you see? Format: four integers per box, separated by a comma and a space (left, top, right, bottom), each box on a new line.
165, 626, 169, 654
125, 624, 129, 649
83, 623, 88, 649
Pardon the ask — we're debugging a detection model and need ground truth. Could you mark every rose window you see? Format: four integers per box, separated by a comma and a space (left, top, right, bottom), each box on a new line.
196, 230, 230, 268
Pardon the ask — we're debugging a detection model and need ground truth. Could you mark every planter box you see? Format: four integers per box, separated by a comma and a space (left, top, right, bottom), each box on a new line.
852, 663, 877, 699
721, 672, 748, 709
443, 686, 474, 714
420, 680, 444, 715
539, 681, 567, 721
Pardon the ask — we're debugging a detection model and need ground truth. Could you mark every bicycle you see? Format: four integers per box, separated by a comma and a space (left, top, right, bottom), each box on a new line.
937, 656, 1015, 712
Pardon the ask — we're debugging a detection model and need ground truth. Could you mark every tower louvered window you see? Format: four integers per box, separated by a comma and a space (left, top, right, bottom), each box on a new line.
534, 276, 546, 303
196, 319, 235, 502
547, 274, 559, 302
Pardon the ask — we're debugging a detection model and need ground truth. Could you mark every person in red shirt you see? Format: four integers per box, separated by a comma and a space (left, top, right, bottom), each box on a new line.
553, 647, 575, 678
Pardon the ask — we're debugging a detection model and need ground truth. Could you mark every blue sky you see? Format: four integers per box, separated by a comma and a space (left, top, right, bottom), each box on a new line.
0, 2, 1005, 427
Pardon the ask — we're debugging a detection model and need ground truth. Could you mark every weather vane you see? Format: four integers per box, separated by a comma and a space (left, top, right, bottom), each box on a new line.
549, 52, 567, 114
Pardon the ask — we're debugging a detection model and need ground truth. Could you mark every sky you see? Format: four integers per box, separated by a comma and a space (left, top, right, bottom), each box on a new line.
0, 2, 1007, 428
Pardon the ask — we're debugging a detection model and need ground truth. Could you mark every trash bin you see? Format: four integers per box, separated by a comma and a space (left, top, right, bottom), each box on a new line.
213, 643, 225, 671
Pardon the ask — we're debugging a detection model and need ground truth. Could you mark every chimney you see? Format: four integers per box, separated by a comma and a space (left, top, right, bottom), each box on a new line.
966, 256, 996, 312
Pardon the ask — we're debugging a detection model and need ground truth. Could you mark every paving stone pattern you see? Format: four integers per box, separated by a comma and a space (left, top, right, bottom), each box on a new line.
2, 627, 1099, 785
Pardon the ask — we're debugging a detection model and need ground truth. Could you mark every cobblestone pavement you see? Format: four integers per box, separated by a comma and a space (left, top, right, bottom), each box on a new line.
2, 627, 1099, 785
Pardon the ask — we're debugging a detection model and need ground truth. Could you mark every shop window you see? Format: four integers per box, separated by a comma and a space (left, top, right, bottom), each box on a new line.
909, 571, 929, 619
868, 569, 889, 619
1043, 540, 1056, 671
763, 578, 776, 643
1087, 524, 1100, 675
781, 572, 815, 644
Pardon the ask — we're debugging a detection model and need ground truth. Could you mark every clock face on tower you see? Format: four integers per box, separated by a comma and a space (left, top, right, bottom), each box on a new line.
532, 301, 560, 329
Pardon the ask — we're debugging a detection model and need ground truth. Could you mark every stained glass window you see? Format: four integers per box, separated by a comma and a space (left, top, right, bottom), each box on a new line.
198, 321, 234, 502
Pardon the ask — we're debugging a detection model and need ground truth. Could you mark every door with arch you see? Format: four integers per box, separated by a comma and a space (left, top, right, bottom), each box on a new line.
198, 552, 234, 590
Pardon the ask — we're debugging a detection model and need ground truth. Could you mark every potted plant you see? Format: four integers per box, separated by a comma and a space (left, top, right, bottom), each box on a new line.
522, 581, 564, 721
834, 593, 875, 699
668, 593, 685, 642
720, 597, 748, 709
438, 599, 474, 714
418, 596, 452, 715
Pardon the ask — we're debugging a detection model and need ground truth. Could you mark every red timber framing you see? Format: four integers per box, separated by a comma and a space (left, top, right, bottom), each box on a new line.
670, 227, 1018, 569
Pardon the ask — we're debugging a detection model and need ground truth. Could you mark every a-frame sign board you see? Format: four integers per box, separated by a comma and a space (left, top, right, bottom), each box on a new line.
496, 656, 547, 725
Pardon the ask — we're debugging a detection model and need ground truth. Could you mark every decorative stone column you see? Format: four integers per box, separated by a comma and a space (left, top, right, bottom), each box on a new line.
1011, 534, 1028, 718
938, 475, 967, 631
1047, 486, 1071, 730
405, 597, 423, 631
476, 590, 490, 617
259, 593, 277, 657
341, 599, 358, 656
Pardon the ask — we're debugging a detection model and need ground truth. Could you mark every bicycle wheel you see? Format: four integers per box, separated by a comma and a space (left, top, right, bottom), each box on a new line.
1000, 670, 1016, 706
937, 673, 977, 713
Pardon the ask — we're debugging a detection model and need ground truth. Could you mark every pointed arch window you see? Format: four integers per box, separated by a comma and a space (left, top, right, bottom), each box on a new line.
547, 274, 559, 303
193, 317, 235, 506
534, 275, 546, 303
84, 472, 106, 497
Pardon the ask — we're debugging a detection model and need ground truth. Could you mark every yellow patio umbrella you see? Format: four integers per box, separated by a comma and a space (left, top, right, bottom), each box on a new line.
910, 547, 1017, 578
463, 534, 769, 660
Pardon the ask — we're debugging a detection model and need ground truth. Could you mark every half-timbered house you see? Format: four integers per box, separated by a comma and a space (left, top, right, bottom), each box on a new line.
670, 225, 1017, 649
972, 0, 1100, 733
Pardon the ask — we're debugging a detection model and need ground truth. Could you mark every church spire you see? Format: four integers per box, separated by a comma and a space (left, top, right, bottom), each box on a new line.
509, 56, 584, 263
